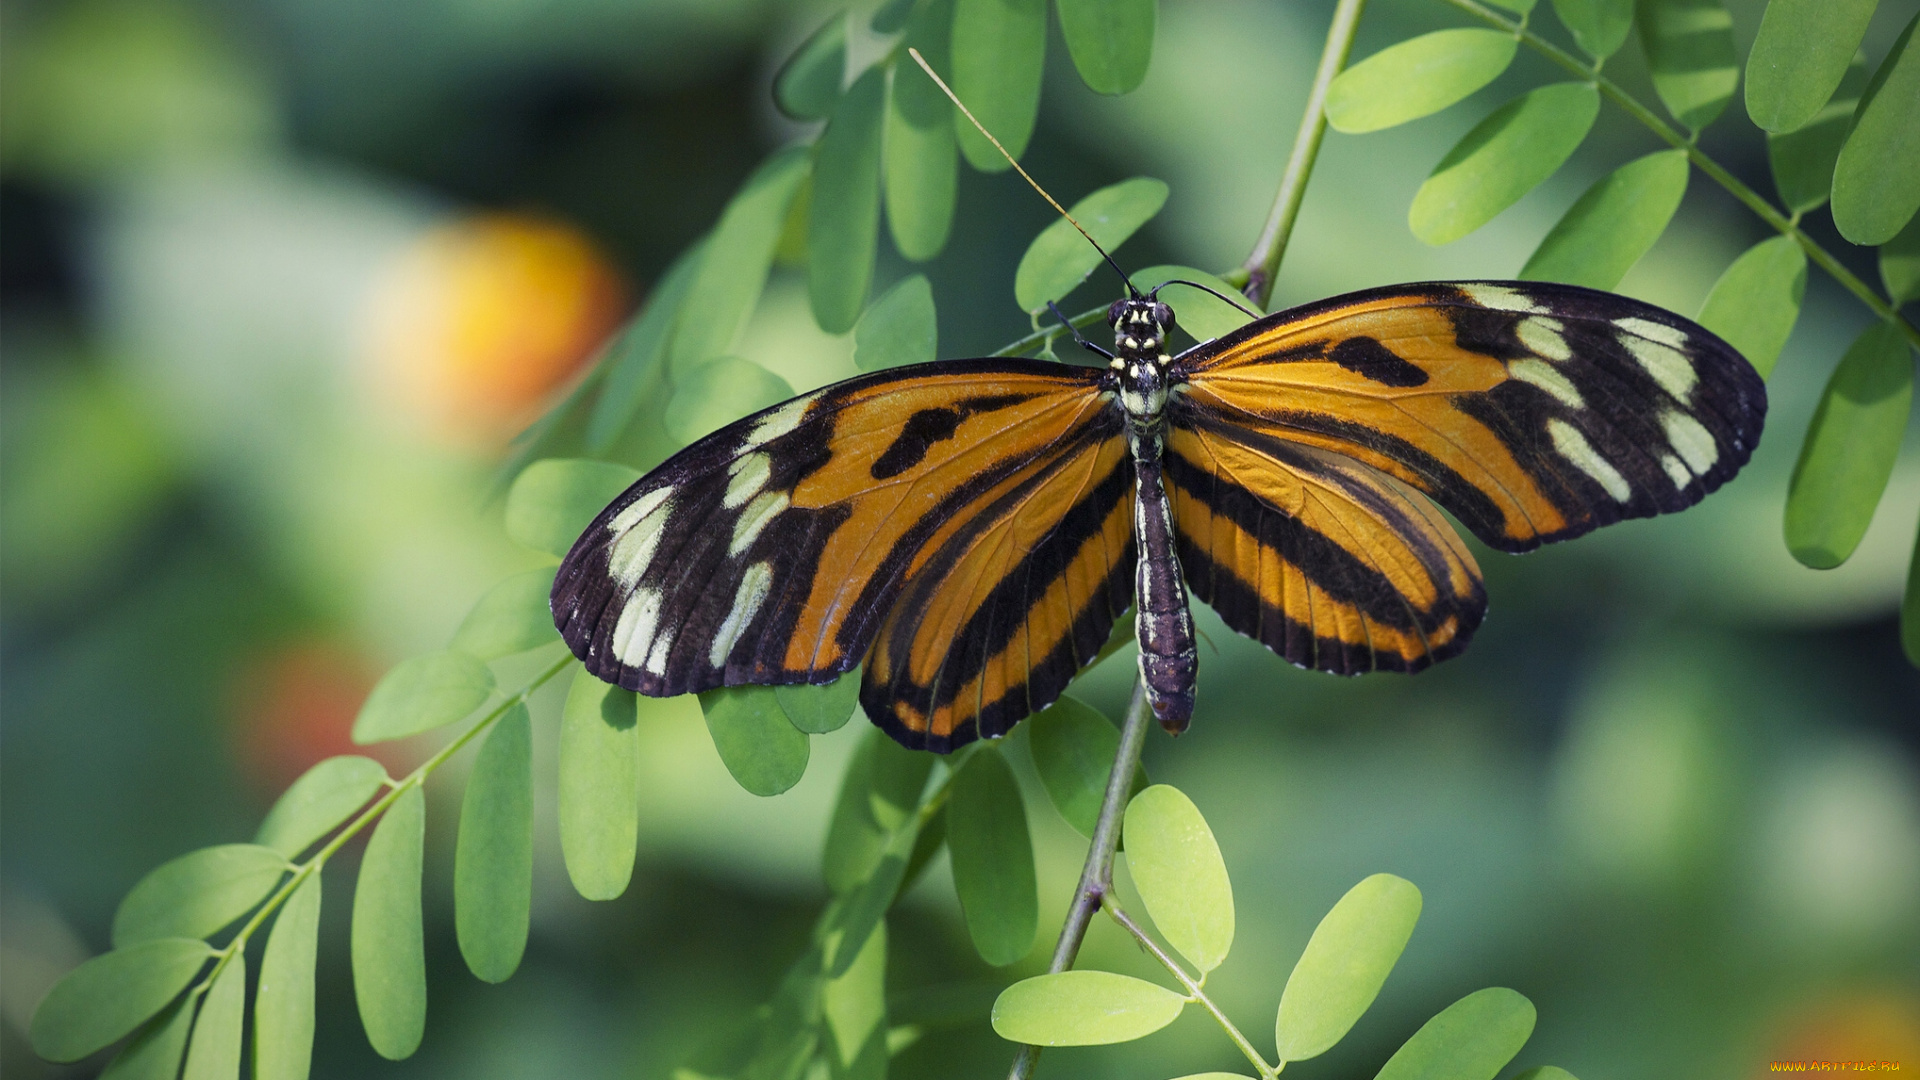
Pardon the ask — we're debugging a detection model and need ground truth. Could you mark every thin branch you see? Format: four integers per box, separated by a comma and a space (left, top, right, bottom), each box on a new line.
1241, 0, 1370, 311
1104, 899, 1277, 1079
1434, 0, 1920, 352
1006, 677, 1154, 1080
994, 304, 1110, 357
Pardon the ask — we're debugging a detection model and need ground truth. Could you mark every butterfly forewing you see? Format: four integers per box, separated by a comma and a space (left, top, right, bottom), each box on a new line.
550, 359, 1123, 747
1178, 282, 1766, 553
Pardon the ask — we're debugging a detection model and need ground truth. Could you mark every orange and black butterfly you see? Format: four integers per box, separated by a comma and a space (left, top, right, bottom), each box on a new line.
551, 277, 1766, 752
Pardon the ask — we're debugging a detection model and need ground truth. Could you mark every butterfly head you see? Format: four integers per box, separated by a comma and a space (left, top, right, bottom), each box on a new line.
1107, 297, 1174, 359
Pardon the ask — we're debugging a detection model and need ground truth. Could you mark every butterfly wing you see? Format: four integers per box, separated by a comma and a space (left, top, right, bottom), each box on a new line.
550, 359, 1128, 750
1165, 416, 1485, 675
1178, 281, 1767, 553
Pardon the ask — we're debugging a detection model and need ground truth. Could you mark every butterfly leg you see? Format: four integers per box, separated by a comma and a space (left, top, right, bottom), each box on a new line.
1130, 440, 1198, 733
1048, 300, 1117, 362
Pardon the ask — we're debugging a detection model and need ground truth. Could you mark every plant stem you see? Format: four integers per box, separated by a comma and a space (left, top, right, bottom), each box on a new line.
1433, 0, 1920, 351
1103, 898, 1278, 1079
180, 652, 577, 1003
1005, 677, 1154, 1080
1241, 0, 1370, 311
995, 304, 1111, 357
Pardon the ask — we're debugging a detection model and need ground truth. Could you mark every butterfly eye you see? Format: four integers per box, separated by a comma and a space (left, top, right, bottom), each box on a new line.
1154, 303, 1175, 329
1107, 300, 1129, 327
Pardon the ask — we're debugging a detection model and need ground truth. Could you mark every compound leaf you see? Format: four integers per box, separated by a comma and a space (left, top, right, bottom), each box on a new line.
559, 667, 640, 900
810, 65, 887, 333
255, 873, 321, 1080
1521, 149, 1689, 290
455, 704, 534, 983
505, 458, 641, 559
774, 11, 847, 121
951, 0, 1046, 171
669, 149, 811, 376
1767, 54, 1870, 215
98, 995, 195, 1080
1028, 695, 1146, 838
1375, 987, 1536, 1080
1057, 0, 1155, 96
1551, 0, 1633, 60
1745, 0, 1876, 133
854, 275, 937, 372
991, 971, 1186, 1046
700, 685, 811, 796
1124, 785, 1233, 973
1274, 874, 1422, 1062
1411, 83, 1599, 246
351, 650, 494, 745
1832, 12, 1920, 246
1325, 29, 1517, 134
775, 668, 863, 733
886, 0, 958, 262
947, 748, 1038, 966
1016, 176, 1168, 311
180, 953, 243, 1080
451, 568, 559, 661
1696, 235, 1806, 379
29, 938, 211, 1063
1785, 321, 1914, 569
351, 784, 426, 1061
113, 844, 289, 947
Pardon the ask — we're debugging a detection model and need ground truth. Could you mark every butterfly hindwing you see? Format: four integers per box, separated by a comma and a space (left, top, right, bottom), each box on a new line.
1178, 281, 1767, 553
550, 359, 1122, 750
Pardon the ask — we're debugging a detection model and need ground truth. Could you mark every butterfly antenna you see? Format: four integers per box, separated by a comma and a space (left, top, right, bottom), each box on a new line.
1150, 278, 1263, 320
907, 47, 1139, 299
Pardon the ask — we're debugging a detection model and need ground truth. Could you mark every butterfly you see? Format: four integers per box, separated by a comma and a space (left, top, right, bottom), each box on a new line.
550, 278, 1766, 752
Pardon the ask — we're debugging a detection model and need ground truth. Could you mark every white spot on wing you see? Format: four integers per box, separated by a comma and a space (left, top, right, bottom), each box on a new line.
1548, 419, 1631, 502
1516, 316, 1573, 361
730, 491, 788, 555
644, 624, 676, 676
608, 489, 675, 590
1615, 316, 1688, 349
749, 396, 811, 446
709, 561, 774, 668
1620, 333, 1698, 402
1660, 453, 1691, 489
724, 453, 771, 509
1510, 358, 1585, 409
1460, 284, 1547, 314
613, 587, 665, 668
1661, 409, 1719, 474
608, 487, 672, 535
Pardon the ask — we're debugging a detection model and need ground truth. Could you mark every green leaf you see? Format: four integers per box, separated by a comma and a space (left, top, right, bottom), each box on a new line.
1484, 0, 1537, 12
258, 758, 387, 859
1551, 0, 1633, 60
255, 874, 321, 1080
990, 971, 1186, 1046
456, 704, 533, 983
1410, 83, 1600, 246
854, 275, 938, 372
823, 921, 887, 1066
1520, 149, 1689, 290
887, 0, 958, 262
951, 0, 1046, 171
1123, 785, 1234, 972
948, 748, 1038, 966
1832, 12, 1920, 246
559, 667, 639, 900
1325, 29, 1517, 134
351, 650, 495, 744
1745, 0, 1876, 133
774, 11, 847, 121
99, 995, 195, 1080
872, 0, 915, 32
30, 938, 211, 1062
180, 953, 243, 1080
1512, 1069, 1581, 1080
1903, 524, 1920, 667
504, 458, 642, 559
1696, 235, 1806, 379
113, 844, 289, 947
351, 784, 426, 1061
669, 149, 812, 377
1057, 0, 1155, 96
810, 65, 888, 333
1273, 873, 1423, 1062
1016, 177, 1169, 311
1374, 987, 1537, 1080
586, 240, 704, 453
1028, 695, 1147, 838
1636, 0, 1737, 130
827, 813, 919, 976
1785, 321, 1914, 569
700, 686, 811, 796
1767, 54, 1870, 215
1880, 211, 1920, 306
452, 568, 559, 660
664, 357, 797, 446
775, 668, 863, 733
1129, 265, 1261, 342
823, 729, 934, 892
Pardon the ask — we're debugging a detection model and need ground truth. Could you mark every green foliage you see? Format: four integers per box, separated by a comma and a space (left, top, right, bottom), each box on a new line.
455, 703, 533, 983
586, 241, 704, 453
811, 67, 888, 333
676, 150, 812, 375
947, 747, 1038, 965
113, 844, 288, 947
1785, 322, 1914, 568
990, 970, 1187, 1046
665, 357, 796, 446
452, 568, 560, 660
255, 875, 321, 1080
854, 275, 938, 372
1880, 214, 1920, 305
1905, 531, 1920, 666
1521, 150, 1689, 290
1636, 0, 1737, 131
823, 922, 888, 1073
1696, 236, 1806, 379
1128, 266, 1261, 340
1552, 0, 1634, 60
886, 0, 958, 262
1745, 0, 1876, 133
1028, 695, 1147, 838
1123, 785, 1234, 973
1831, 11, 1920, 245
181, 951, 244, 1080
352, 783, 427, 1060
1325, 29, 1517, 135
823, 729, 932, 893
700, 685, 812, 796
558, 667, 640, 900
504, 458, 641, 558
1056, 0, 1155, 96
1015, 176, 1168, 311
774, 11, 847, 121
951, 0, 1046, 172
99, 996, 194, 1080
775, 670, 863, 733
1273, 874, 1422, 1062
351, 650, 495, 744
1410, 83, 1600, 245
30, 938, 212, 1062
1766, 55, 1869, 216
1375, 987, 1537, 1080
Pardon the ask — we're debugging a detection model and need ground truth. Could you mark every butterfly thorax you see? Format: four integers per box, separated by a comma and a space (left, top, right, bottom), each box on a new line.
1104, 298, 1182, 455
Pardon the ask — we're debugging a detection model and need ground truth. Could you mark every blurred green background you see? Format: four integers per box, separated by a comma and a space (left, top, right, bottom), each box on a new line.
3, 0, 1917, 1077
